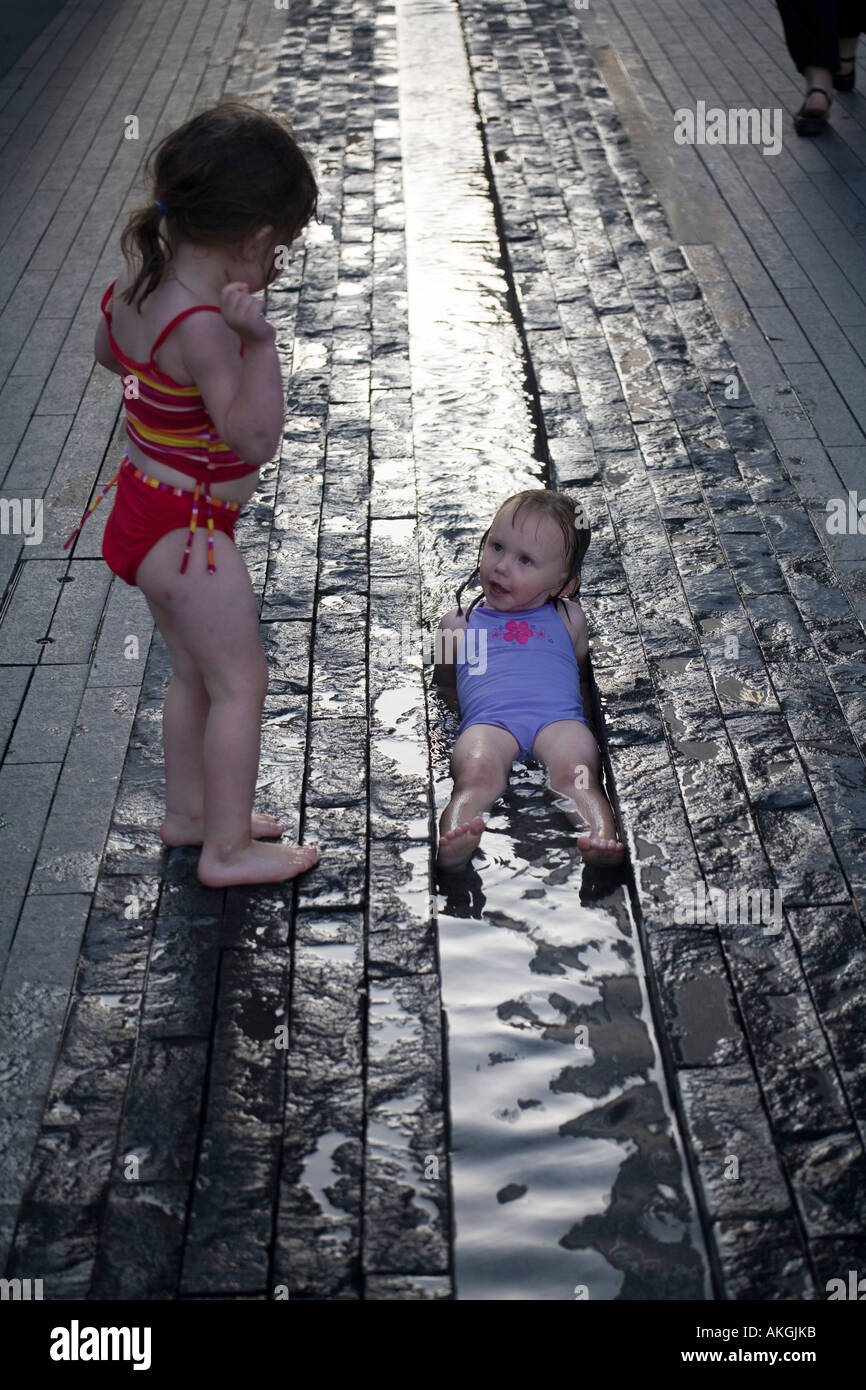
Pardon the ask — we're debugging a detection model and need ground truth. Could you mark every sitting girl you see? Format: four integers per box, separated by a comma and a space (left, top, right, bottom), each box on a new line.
434, 489, 625, 870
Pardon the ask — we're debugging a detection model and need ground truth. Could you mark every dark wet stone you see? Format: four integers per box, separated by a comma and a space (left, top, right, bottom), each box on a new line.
44, 992, 139, 1130
704, 643, 779, 717
808, 1236, 866, 1294
713, 1216, 814, 1299
24, 1126, 116, 1209
743, 591, 816, 666
275, 918, 363, 1298
363, 973, 449, 1275
91, 1181, 186, 1298
368, 833, 437, 975
648, 930, 748, 1065
181, 948, 290, 1294
366, 1273, 452, 1298
677, 772, 776, 884
311, 593, 367, 718
116, 1037, 208, 1185
753, 801, 848, 906
664, 516, 730, 577
298, 803, 366, 908
139, 857, 222, 1039
676, 1067, 799, 1221
718, 531, 786, 595
7, 1200, 97, 1297
769, 660, 856, 750
317, 531, 367, 596
260, 620, 311, 696
785, 904, 866, 1123
724, 713, 812, 809
304, 717, 367, 807
781, 1132, 866, 1239
558, 1083, 705, 1298
735, 446, 797, 504
218, 884, 293, 950
580, 524, 629, 594
721, 937, 850, 1136
781, 552, 866, 642
603, 740, 705, 923
76, 874, 161, 994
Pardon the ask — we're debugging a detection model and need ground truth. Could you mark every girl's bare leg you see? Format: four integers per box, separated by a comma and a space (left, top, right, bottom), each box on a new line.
136, 528, 317, 885
532, 720, 625, 866
144, 595, 284, 845
437, 724, 518, 869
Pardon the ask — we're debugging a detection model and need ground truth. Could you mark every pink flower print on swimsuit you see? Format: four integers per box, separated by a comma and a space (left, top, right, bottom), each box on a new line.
504, 619, 532, 644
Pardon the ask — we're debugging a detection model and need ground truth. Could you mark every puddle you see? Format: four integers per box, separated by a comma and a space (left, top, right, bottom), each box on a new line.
398, 0, 709, 1299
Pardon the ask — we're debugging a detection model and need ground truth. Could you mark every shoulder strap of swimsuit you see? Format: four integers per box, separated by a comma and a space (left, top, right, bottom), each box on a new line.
150, 304, 246, 363
150, 304, 222, 359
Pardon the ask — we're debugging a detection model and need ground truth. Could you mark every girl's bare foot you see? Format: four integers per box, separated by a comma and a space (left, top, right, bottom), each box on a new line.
577, 833, 626, 867
160, 810, 285, 847
197, 840, 318, 887
437, 817, 486, 870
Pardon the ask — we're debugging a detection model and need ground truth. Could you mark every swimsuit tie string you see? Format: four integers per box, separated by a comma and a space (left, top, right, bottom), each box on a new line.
63, 472, 120, 549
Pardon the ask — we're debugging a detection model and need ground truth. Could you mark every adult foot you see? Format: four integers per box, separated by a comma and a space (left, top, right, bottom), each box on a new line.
802, 86, 831, 113
436, 817, 486, 870
577, 833, 626, 866
160, 810, 285, 846
197, 840, 318, 886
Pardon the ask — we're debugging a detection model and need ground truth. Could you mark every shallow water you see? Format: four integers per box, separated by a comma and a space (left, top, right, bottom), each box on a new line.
398, 0, 709, 1299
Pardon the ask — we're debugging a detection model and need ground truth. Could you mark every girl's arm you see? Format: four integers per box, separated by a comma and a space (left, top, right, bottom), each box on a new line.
433, 608, 468, 687
174, 284, 284, 466
560, 598, 599, 735
94, 315, 124, 375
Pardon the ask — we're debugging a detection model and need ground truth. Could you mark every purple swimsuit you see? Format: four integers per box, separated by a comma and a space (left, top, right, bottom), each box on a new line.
455, 601, 591, 761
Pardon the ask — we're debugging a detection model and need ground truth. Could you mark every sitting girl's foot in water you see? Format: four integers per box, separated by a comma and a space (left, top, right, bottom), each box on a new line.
577, 833, 626, 866
160, 810, 285, 846
437, 816, 486, 870
197, 839, 319, 887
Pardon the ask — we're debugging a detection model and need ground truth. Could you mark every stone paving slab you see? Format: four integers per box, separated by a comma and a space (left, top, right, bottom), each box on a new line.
0, 0, 865, 1302
456, 0, 866, 1297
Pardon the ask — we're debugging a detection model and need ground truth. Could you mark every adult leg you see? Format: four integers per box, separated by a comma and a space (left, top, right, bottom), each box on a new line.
437, 724, 518, 869
777, 0, 838, 116
837, 0, 862, 81
532, 719, 625, 866
136, 526, 317, 885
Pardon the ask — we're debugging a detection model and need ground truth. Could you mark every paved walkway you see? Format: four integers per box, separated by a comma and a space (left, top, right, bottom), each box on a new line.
0, 0, 864, 1300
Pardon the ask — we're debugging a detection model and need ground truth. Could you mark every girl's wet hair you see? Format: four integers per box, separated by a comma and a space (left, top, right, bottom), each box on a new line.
119, 100, 319, 310
456, 489, 591, 618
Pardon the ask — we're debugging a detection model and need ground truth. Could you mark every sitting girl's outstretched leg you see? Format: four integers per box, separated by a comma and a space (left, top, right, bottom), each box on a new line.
136, 529, 318, 885
533, 719, 625, 866
437, 724, 517, 870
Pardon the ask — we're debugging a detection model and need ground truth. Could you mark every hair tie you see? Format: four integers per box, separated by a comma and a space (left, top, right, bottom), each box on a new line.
155, 200, 167, 214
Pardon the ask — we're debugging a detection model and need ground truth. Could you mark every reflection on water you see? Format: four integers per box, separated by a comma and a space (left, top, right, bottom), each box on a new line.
398, 0, 707, 1299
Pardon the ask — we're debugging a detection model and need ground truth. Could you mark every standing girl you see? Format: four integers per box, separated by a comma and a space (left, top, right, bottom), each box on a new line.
434, 489, 625, 870
66, 102, 320, 886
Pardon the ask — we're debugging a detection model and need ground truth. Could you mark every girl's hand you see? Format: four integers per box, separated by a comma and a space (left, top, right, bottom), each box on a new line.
220, 282, 276, 345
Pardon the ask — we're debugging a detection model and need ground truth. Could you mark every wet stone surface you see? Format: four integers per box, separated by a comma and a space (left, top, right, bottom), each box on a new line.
2, 0, 865, 1303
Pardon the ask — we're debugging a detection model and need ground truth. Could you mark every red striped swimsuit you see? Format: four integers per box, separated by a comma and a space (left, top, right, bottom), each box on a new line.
64, 282, 261, 577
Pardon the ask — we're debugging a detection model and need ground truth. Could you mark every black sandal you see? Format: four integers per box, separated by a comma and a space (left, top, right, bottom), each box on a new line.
794, 87, 833, 136
834, 59, 855, 91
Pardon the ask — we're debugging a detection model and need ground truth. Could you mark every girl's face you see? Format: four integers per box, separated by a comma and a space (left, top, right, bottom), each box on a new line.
479, 503, 570, 611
